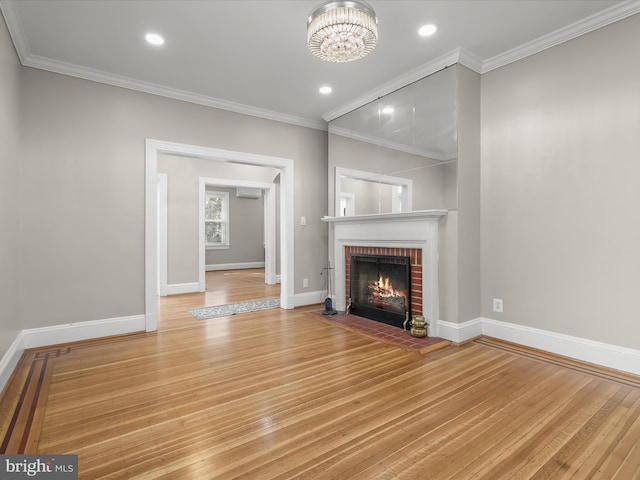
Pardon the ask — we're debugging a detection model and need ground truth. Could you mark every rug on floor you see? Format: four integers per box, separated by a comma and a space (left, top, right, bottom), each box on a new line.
188, 298, 280, 320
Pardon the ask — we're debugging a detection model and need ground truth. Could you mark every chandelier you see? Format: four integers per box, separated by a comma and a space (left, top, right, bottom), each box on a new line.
307, 1, 378, 63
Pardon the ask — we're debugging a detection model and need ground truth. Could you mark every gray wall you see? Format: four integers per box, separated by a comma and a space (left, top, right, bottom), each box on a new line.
437, 65, 481, 325
481, 13, 640, 349
0, 12, 21, 359
16, 62, 327, 329
456, 65, 482, 323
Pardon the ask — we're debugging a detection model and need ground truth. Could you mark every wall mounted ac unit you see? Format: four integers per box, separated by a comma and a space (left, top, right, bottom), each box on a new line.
236, 187, 261, 199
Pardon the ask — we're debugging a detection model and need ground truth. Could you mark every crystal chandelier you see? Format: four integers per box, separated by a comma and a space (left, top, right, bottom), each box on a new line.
307, 1, 378, 63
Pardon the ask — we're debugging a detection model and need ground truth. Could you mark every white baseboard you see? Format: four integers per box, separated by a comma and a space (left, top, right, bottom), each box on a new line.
206, 262, 265, 271
0, 331, 25, 394
481, 317, 640, 376
22, 314, 146, 349
436, 318, 483, 343
0, 314, 145, 395
436, 316, 640, 376
165, 282, 202, 295
294, 290, 325, 308
266, 274, 279, 285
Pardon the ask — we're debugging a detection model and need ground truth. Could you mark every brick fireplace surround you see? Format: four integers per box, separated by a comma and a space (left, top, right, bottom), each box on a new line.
323, 210, 447, 337
345, 246, 423, 319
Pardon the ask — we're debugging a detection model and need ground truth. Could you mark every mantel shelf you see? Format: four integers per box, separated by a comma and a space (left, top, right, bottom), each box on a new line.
322, 210, 447, 224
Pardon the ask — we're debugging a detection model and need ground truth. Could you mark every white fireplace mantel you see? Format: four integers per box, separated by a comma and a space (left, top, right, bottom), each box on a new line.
323, 210, 447, 336
322, 209, 447, 224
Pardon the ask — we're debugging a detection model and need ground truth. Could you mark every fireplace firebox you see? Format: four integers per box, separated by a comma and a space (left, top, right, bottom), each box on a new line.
349, 254, 411, 328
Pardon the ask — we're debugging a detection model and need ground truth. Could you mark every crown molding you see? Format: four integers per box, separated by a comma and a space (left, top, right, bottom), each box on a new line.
22, 55, 328, 131
0, 0, 326, 132
458, 49, 484, 74
322, 48, 465, 122
323, 2, 640, 120
481, 0, 640, 73
3, 0, 639, 128
0, 0, 28, 63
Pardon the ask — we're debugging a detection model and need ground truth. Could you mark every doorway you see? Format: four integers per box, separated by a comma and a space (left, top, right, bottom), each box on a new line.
145, 139, 295, 332
198, 177, 277, 290
156, 176, 279, 298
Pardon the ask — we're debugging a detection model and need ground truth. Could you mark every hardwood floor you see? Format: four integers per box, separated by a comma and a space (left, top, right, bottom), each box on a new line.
204, 268, 281, 303
1, 270, 640, 478
159, 268, 280, 332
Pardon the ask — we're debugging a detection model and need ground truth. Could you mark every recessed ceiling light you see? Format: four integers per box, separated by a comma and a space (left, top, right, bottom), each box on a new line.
418, 24, 438, 37
319, 86, 333, 95
381, 106, 394, 114
145, 33, 165, 46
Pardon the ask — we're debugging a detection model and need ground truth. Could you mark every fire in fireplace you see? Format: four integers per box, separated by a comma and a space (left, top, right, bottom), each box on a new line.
349, 254, 411, 328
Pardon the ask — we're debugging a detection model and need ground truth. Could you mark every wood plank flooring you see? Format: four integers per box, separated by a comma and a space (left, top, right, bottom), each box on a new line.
1, 269, 640, 478
159, 268, 280, 332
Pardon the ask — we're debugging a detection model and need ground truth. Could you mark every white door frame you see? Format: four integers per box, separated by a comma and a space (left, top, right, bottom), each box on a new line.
145, 139, 295, 332
198, 177, 277, 287
157, 173, 168, 296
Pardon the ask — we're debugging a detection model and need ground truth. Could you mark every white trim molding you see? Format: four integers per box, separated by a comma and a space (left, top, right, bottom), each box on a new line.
435, 316, 640, 376
0, 315, 146, 394
436, 318, 483, 344
165, 282, 203, 295
0, 0, 326, 132
0, 332, 25, 394
206, 244, 230, 250
21, 315, 146, 349
481, 318, 640, 376
481, 1, 640, 73
294, 290, 325, 308
157, 173, 168, 297
322, 3, 640, 119
3, 0, 638, 129
206, 262, 265, 271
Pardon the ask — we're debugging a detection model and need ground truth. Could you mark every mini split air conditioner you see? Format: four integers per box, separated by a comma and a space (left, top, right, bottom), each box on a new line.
235, 187, 261, 199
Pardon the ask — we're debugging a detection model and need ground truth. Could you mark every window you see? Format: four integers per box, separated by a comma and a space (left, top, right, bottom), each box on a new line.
205, 191, 229, 249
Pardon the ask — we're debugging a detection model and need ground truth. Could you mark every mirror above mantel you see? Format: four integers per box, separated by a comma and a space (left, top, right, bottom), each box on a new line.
328, 65, 458, 217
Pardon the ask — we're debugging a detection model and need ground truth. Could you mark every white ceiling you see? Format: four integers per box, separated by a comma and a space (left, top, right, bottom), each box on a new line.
2, 0, 639, 129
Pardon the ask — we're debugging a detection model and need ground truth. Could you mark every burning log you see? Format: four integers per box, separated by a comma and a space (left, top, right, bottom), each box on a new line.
367, 275, 406, 311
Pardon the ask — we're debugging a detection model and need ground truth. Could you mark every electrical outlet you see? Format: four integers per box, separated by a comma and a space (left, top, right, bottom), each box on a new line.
300, 216, 307, 226
493, 298, 503, 313
302, 278, 309, 288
